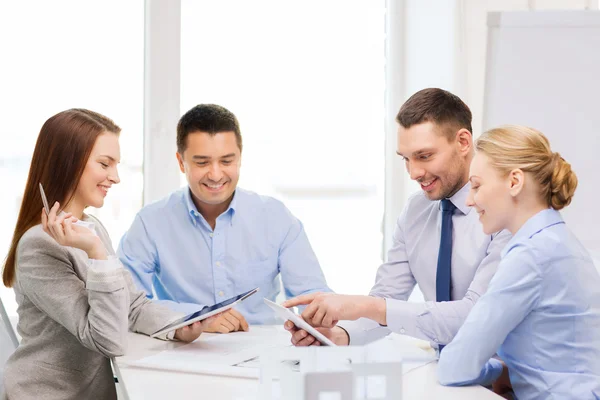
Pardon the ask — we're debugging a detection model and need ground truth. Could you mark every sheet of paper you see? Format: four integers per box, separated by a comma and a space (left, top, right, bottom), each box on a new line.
126, 325, 435, 381
365, 332, 437, 363
127, 326, 291, 378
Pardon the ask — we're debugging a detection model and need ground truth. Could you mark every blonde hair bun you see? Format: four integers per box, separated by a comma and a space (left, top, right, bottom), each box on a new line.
475, 125, 577, 210
550, 152, 578, 210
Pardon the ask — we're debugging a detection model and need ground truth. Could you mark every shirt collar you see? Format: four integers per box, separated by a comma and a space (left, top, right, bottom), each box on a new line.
441, 182, 472, 215
227, 190, 238, 222
501, 208, 564, 258
183, 187, 238, 227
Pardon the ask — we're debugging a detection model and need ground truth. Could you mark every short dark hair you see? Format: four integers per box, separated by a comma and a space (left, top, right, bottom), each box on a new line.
176, 104, 242, 153
396, 88, 472, 139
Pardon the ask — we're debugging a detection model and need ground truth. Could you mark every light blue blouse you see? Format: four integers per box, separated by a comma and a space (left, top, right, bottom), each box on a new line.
438, 209, 600, 400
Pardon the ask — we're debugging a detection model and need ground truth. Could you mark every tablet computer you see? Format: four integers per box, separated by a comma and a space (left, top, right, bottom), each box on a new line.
150, 287, 259, 338
263, 298, 337, 346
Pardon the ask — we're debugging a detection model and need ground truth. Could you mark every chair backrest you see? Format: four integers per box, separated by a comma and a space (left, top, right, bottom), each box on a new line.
0, 297, 18, 396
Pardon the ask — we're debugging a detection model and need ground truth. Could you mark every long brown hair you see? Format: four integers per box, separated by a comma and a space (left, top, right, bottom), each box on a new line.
2, 109, 121, 287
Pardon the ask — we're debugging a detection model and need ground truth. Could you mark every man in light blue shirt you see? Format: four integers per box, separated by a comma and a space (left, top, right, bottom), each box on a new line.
118, 104, 330, 332
283, 88, 511, 347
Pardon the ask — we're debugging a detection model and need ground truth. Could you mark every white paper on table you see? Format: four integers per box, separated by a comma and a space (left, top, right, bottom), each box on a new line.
125, 326, 435, 382
126, 326, 292, 378
365, 332, 436, 363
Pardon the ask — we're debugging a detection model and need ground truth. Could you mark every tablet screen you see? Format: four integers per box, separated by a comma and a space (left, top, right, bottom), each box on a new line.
154, 287, 259, 334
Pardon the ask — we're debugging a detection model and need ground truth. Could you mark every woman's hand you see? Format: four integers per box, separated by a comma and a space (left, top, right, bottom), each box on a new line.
174, 315, 220, 342
41, 202, 107, 260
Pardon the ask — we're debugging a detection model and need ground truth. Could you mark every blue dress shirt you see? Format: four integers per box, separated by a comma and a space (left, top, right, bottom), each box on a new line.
117, 187, 330, 325
438, 209, 600, 400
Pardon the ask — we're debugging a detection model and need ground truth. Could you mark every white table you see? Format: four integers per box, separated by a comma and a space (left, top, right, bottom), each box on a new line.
114, 328, 502, 400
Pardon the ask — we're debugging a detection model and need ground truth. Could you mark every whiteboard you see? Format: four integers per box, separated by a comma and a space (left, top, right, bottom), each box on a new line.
483, 10, 600, 253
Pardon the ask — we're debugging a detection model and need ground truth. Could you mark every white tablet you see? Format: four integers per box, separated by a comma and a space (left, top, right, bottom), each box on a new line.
150, 287, 259, 338
263, 298, 337, 346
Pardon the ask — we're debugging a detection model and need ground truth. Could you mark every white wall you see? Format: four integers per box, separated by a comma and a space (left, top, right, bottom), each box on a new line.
456, 0, 593, 136
483, 10, 600, 254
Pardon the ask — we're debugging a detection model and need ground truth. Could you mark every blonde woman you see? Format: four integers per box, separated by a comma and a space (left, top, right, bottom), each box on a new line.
437, 125, 600, 399
2, 109, 215, 400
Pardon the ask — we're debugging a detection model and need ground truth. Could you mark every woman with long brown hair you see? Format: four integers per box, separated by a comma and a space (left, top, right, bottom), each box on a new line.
2, 109, 212, 399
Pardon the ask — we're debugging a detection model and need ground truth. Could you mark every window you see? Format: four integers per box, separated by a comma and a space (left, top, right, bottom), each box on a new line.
180, 0, 386, 294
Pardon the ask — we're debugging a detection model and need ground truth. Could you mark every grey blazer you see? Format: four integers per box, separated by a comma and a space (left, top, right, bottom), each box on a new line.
3, 215, 181, 400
